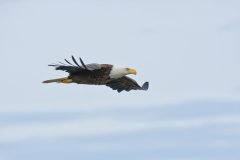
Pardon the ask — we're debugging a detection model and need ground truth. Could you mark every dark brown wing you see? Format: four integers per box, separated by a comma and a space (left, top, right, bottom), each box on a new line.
48, 56, 103, 74
106, 76, 149, 93
48, 56, 113, 85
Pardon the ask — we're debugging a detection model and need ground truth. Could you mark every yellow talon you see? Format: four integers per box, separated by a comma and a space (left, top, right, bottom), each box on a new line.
61, 79, 73, 83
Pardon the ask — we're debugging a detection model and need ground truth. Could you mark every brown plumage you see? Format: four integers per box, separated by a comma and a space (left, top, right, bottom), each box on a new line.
43, 56, 149, 93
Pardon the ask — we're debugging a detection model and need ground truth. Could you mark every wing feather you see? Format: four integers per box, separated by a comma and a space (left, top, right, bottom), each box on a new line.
106, 76, 149, 93
48, 56, 103, 74
79, 57, 89, 70
64, 59, 75, 66
71, 56, 82, 68
48, 56, 97, 74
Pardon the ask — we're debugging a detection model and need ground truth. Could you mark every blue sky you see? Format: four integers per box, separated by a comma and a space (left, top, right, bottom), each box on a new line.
0, 0, 240, 160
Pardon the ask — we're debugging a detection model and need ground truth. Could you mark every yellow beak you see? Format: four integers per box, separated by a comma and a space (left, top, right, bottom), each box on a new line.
128, 69, 137, 75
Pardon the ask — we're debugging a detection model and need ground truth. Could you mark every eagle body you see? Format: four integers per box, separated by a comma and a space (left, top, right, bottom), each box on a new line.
69, 64, 113, 85
43, 56, 149, 92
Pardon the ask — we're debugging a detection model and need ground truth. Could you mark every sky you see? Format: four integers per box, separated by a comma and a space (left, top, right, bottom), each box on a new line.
0, 0, 240, 160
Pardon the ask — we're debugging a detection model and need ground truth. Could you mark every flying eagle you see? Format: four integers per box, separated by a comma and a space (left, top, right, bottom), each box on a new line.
43, 56, 149, 93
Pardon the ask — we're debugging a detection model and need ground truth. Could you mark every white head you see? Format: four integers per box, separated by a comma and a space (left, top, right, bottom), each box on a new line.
109, 67, 137, 79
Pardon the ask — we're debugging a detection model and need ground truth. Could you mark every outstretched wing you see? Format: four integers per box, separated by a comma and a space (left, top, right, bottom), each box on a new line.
106, 76, 149, 93
48, 56, 102, 74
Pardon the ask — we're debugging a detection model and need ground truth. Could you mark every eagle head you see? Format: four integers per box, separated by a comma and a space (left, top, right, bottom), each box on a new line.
109, 67, 137, 79
126, 68, 137, 75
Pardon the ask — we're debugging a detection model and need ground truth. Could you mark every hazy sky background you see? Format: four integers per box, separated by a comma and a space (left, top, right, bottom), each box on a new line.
0, 0, 240, 160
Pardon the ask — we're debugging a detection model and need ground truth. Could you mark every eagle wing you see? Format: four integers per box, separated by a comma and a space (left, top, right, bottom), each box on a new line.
48, 56, 103, 74
106, 76, 149, 93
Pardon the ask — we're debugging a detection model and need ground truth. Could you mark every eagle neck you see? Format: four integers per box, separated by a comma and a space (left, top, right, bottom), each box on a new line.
109, 66, 127, 79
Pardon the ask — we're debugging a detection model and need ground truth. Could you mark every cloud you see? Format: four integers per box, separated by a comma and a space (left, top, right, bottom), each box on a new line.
1, 114, 240, 144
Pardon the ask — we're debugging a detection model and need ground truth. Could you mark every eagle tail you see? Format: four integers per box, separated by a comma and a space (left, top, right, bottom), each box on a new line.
42, 77, 72, 84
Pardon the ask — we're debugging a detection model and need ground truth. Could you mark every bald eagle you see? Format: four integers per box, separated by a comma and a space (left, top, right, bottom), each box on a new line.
43, 56, 149, 93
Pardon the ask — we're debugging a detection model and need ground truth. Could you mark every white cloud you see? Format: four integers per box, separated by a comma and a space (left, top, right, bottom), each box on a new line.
0, 95, 239, 115
1, 114, 240, 144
